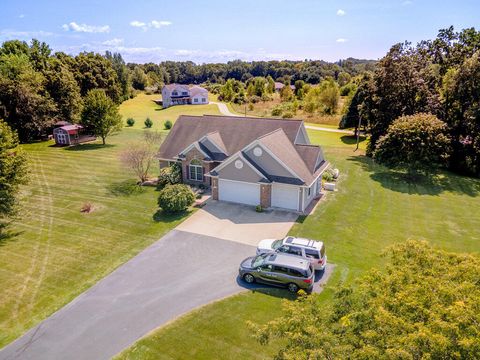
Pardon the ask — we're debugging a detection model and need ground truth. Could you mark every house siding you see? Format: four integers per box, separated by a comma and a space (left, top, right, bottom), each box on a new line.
181, 147, 212, 186
216, 157, 263, 183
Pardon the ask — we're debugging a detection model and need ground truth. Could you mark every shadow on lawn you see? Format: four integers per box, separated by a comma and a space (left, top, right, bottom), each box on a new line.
107, 180, 146, 197
64, 143, 115, 151
152, 209, 193, 223
0, 228, 24, 247
236, 276, 298, 300
340, 135, 366, 145
348, 155, 480, 197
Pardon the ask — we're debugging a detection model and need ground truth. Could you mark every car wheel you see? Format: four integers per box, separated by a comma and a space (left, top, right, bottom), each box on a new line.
243, 273, 255, 284
287, 283, 299, 293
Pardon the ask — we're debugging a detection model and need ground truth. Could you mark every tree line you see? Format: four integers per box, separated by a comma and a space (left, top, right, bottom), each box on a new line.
0, 40, 129, 142
343, 27, 480, 176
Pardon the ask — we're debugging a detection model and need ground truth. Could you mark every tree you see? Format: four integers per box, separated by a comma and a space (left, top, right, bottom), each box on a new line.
120, 131, 162, 182
157, 184, 195, 213
0, 120, 28, 232
373, 113, 450, 175
280, 84, 294, 102
105, 52, 131, 101
131, 66, 148, 90
318, 79, 340, 114
80, 89, 122, 145
0, 53, 56, 141
251, 240, 480, 359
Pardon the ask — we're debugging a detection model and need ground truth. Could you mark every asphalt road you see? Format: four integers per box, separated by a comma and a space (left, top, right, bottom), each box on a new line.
0, 231, 256, 360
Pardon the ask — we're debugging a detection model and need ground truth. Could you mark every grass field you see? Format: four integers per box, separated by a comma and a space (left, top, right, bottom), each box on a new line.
117, 129, 480, 359
0, 94, 220, 347
119, 93, 221, 129
229, 92, 344, 127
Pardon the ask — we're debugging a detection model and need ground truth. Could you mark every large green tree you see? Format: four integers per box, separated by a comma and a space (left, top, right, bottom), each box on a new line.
80, 89, 122, 145
0, 120, 28, 231
373, 113, 450, 175
252, 240, 480, 359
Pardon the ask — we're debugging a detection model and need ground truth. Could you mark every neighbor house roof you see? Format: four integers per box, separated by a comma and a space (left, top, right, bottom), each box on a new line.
58, 124, 83, 134
274, 82, 295, 90
163, 84, 189, 92
189, 86, 208, 97
158, 115, 303, 161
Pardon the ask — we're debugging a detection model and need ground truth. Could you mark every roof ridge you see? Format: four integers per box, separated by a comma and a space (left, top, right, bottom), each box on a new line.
201, 115, 303, 122
256, 128, 286, 140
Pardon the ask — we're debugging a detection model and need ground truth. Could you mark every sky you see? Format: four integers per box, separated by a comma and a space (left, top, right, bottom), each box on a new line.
1, 0, 479, 64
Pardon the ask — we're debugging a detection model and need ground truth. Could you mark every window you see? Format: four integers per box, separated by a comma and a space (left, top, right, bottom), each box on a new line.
289, 268, 304, 277
188, 159, 203, 181
308, 187, 311, 196
278, 245, 302, 256
201, 98, 206, 102
273, 266, 289, 274
182, 91, 188, 96
194, 98, 198, 103
305, 249, 320, 259
172, 91, 178, 96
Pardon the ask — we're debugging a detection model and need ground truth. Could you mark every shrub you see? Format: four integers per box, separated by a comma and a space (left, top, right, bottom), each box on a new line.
158, 184, 195, 213
282, 111, 294, 119
144, 117, 153, 128
164, 120, 172, 130
80, 202, 94, 213
271, 106, 283, 116
126, 118, 135, 127
322, 171, 334, 182
248, 103, 254, 111
157, 163, 182, 189
255, 205, 263, 213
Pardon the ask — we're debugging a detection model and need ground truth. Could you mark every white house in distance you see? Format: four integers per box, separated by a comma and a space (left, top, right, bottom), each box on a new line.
161, 84, 209, 108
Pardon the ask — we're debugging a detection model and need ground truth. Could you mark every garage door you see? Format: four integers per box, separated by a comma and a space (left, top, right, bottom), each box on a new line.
218, 179, 260, 206
271, 183, 299, 211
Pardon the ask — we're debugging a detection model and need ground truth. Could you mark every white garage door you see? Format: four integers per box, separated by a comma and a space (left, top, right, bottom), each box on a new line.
218, 179, 260, 206
271, 183, 299, 211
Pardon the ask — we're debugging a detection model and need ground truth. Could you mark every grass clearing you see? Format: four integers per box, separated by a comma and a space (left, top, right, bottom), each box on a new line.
119, 93, 221, 130
118, 129, 480, 358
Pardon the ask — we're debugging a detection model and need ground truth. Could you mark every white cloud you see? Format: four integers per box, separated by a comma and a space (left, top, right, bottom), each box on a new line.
336, 38, 348, 43
130, 20, 172, 31
337, 9, 346, 16
102, 38, 124, 46
402, 0, 413, 5
62, 22, 110, 33
19, 14, 25, 18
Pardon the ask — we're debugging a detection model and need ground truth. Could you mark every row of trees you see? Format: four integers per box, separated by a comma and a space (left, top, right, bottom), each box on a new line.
344, 27, 480, 176
0, 40, 129, 142
128, 58, 376, 88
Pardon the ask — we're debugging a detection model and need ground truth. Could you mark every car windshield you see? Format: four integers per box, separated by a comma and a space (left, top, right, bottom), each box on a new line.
251, 254, 267, 268
271, 239, 283, 249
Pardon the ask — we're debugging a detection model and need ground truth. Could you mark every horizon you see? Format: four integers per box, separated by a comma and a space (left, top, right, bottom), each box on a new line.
1, 0, 479, 63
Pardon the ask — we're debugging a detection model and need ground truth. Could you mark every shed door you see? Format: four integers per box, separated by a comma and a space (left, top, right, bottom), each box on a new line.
271, 183, 299, 211
218, 179, 260, 206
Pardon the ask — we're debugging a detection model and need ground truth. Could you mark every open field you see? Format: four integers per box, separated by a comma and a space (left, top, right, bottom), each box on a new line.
119, 93, 221, 129
117, 129, 480, 359
0, 127, 193, 347
229, 92, 345, 126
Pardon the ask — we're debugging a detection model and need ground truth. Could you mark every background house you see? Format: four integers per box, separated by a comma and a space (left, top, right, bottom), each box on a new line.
53, 123, 96, 146
158, 115, 328, 212
161, 84, 209, 108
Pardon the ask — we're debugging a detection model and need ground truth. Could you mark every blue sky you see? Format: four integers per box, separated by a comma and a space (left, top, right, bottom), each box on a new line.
1, 0, 478, 63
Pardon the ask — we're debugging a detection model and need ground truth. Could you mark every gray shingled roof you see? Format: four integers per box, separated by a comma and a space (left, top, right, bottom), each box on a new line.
158, 115, 303, 160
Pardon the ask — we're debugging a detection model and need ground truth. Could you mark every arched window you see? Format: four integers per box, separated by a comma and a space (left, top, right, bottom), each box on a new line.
189, 159, 203, 181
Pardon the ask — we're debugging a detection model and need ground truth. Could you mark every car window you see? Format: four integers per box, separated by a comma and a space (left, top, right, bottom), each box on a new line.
271, 239, 283, 249
259, 264, 273, 271
252, 254, 267, 268
272, 265, 289, 274
289, 268, 304, 277
305, 249, 320, 259
278, 245, 303, 256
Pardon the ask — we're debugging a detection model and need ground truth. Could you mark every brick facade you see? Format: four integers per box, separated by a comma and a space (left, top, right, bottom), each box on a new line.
182, 147, 214, 187
211, 177, 219, 200
260, 183, 271, 208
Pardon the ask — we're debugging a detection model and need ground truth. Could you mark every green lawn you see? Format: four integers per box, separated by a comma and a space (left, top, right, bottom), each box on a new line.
119, 93, 221, 129
0, 123, 201, 346
117, 129, 480, 359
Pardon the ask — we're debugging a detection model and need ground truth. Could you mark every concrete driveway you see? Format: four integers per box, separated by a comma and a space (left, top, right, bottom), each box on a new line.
177, 201, 298, 245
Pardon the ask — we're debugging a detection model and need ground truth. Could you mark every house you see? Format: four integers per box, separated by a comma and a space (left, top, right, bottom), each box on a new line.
161, 84, 209, 108
274, 82, 296, 92
53, 123, 96, 146
158, 115, 329, 212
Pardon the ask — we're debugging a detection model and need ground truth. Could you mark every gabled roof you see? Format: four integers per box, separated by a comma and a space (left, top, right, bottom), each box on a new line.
163, 84, 189, 92
189, 86, 208, 97
158, 115, 303, 161
256, 129, 317, 185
